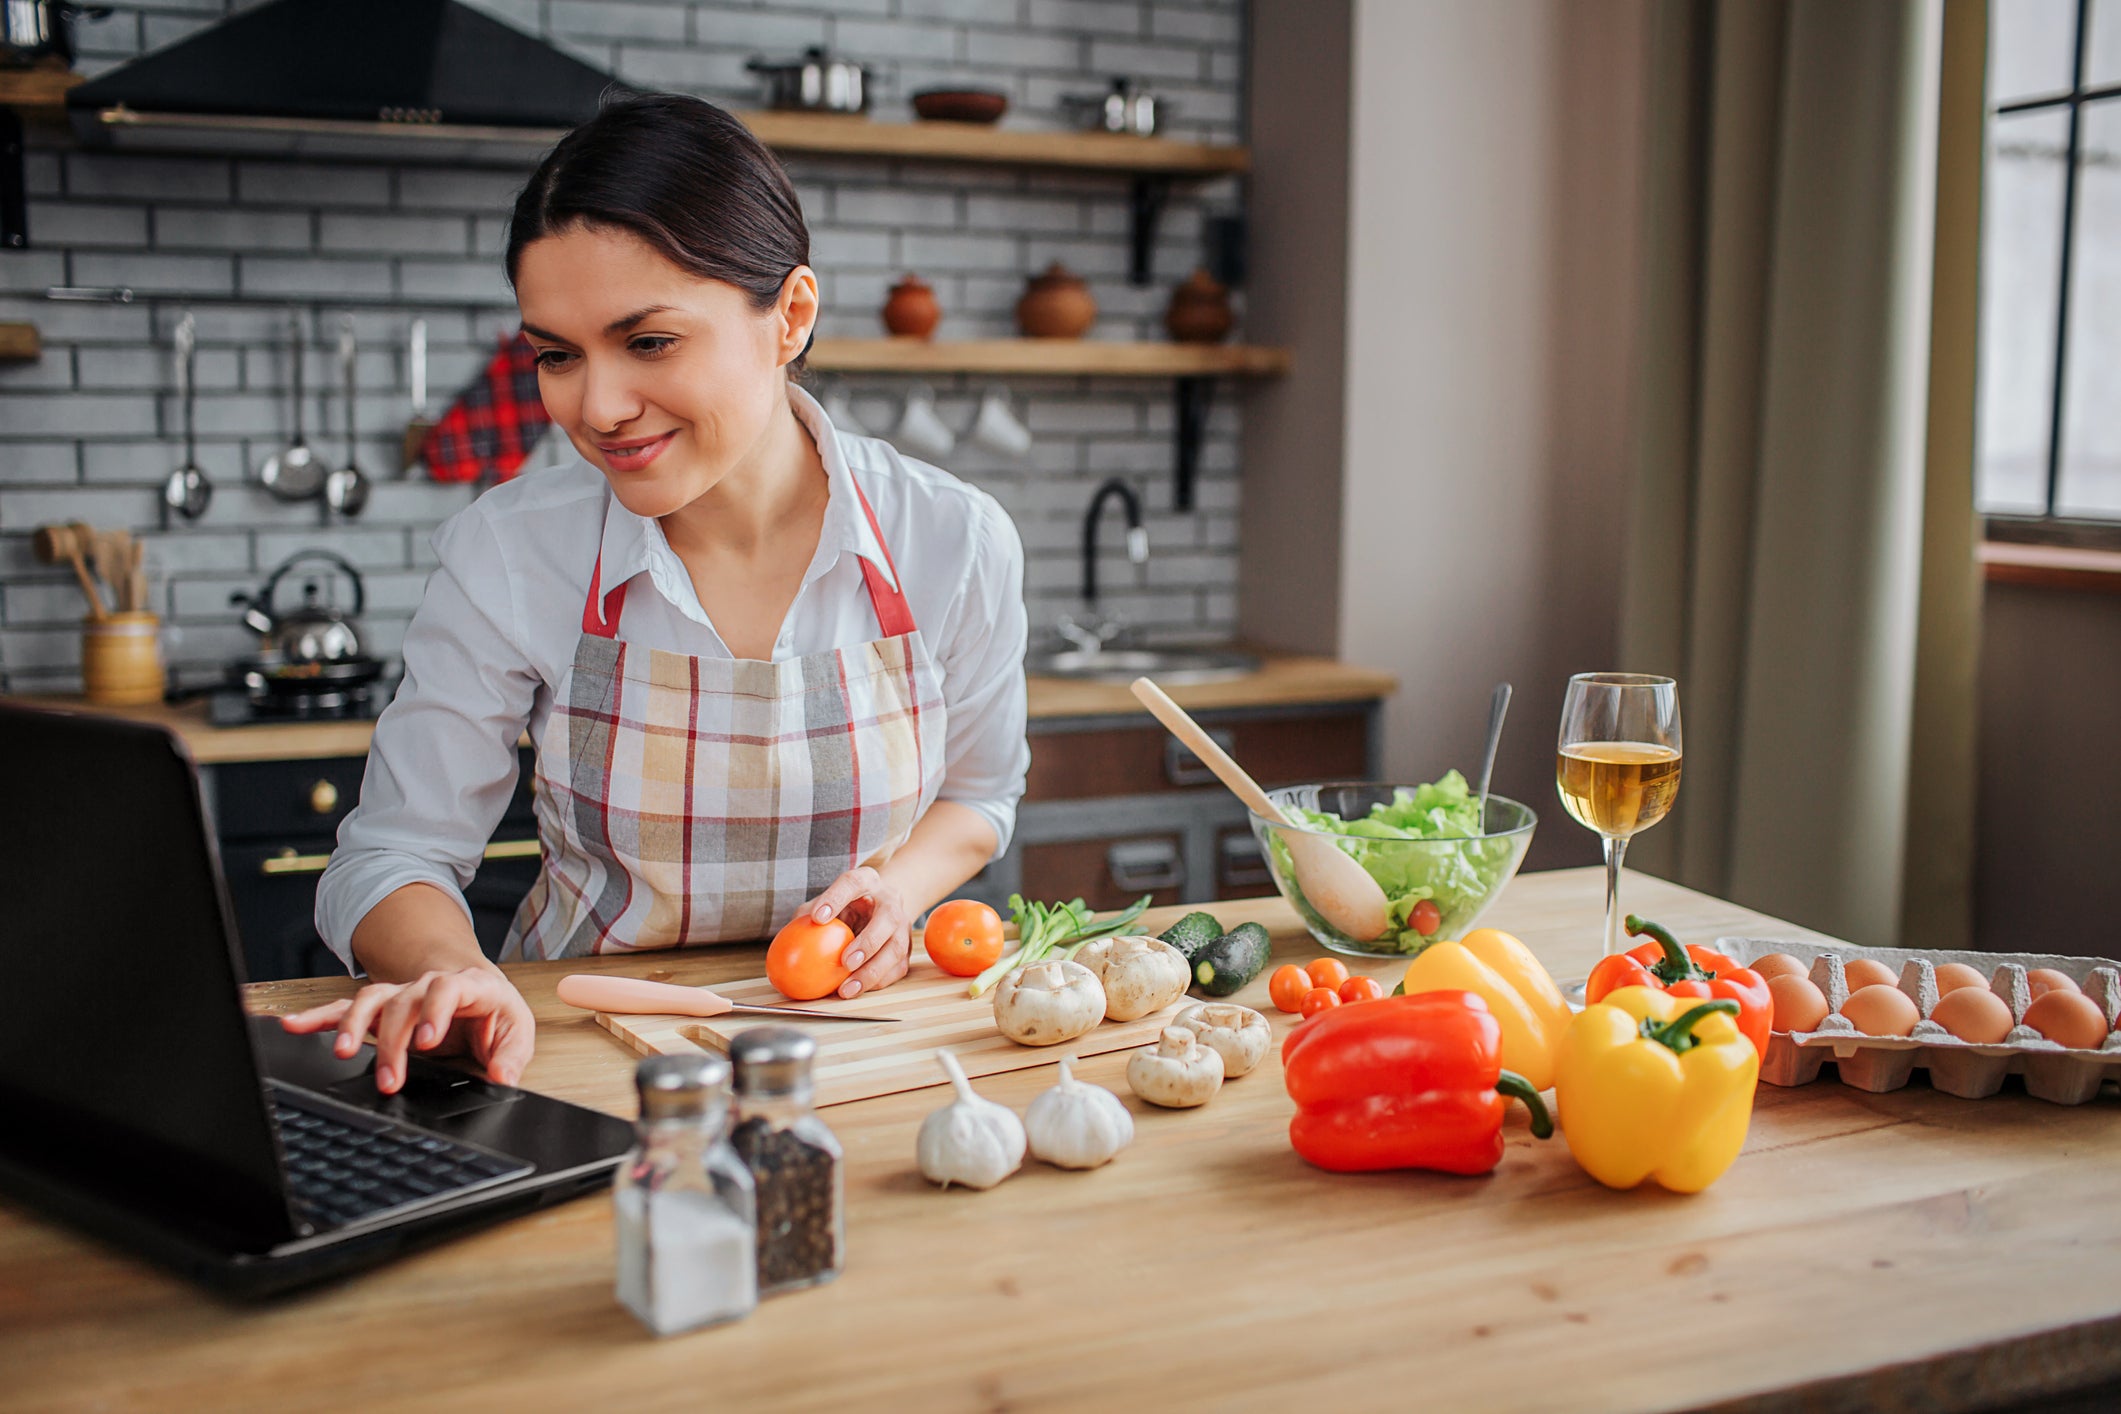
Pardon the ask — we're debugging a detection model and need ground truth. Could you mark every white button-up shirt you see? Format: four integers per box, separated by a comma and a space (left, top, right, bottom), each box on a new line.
315, 385, 1029, 971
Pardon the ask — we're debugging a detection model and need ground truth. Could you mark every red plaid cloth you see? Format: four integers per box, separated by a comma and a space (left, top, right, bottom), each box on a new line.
421, 332, 553, 483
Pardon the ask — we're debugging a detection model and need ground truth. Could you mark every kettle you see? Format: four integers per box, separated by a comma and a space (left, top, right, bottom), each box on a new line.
230, 550, 368, 665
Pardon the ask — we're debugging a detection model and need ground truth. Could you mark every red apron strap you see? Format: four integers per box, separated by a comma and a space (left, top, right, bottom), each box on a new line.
581, 553, 628, 638
850, 477, 917, 639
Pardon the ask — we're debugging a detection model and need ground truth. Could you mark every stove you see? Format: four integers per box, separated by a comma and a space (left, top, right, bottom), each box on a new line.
202, 676, 396, 726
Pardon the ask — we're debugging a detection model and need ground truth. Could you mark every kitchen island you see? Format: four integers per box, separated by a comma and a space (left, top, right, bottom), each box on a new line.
5, 868, 2119, 1412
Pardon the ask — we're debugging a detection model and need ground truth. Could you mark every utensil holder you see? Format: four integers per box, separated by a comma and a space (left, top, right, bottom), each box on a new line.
82, 612, 166, 706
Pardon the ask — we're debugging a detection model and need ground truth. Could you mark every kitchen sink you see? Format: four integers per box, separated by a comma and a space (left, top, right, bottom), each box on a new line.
1023, 648, 1260, 685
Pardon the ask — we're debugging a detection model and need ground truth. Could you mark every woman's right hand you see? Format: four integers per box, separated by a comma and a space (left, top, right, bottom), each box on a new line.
279, 966, 536, 1094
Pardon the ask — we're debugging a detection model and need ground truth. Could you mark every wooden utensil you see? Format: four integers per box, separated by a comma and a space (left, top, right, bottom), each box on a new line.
90, 529, 127, 613
1130, 676, 1392, 942
31, 522, 109, 620
557, 974, 902, 1022
127, 536, 147, 615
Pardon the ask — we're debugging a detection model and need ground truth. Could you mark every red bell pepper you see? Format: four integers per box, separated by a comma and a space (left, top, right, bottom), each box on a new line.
1584, 915, 1772, 1057
1282, 991, 1552, 1176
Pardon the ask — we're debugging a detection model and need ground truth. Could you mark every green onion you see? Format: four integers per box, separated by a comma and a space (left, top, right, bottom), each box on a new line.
967, 894, 1152, 997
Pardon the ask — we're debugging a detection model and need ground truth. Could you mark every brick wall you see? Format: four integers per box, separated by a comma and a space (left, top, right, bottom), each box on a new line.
0, 0, 1246, 693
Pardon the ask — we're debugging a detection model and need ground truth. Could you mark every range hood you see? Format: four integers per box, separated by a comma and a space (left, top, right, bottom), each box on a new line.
66, 0, 628, 162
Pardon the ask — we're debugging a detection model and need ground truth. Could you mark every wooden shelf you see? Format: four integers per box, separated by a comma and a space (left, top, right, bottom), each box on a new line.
808, 338, 1288, 377
0, 323, 40, 361
735, 111, 1247, 176
1980, 540, 2121, 594
0, 66, 81, 113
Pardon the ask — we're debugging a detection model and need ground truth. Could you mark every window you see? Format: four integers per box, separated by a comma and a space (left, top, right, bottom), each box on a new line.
1978, 0, 2121, 529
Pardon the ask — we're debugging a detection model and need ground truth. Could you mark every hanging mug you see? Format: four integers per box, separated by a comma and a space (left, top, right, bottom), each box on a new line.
967, 385, 1033, 459
891, 384, 956, 461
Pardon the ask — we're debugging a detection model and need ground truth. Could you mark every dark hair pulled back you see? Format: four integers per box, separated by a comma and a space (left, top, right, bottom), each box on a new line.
507, 92, 812, 370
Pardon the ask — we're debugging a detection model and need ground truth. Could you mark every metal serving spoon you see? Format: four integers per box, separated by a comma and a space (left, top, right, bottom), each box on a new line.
323, 317, 370, 517
258, 309, 322, 501
161, 312, 212, 524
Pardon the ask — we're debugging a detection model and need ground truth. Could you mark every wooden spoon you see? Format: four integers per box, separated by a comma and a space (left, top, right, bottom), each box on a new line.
1129, 676, 1391, 942
31, 522, 108, 620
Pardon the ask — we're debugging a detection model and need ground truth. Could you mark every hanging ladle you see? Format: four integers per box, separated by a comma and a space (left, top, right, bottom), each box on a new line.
259, 309, 322, 501
323, 317, 370, 517
161, 311, 211, 524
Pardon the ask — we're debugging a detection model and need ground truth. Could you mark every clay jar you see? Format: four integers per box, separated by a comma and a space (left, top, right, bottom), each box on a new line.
1164, 268, 1233, 344
881, 274, 942, 339
1015, 263, 1097, 339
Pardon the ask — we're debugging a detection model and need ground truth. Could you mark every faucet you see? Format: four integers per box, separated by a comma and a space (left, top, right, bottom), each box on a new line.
1081, 477, 1148, 610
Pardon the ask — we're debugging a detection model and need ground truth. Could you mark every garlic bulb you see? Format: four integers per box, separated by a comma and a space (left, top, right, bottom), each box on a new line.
917, 1050, 1026, 1190
1025, 1055, 1133, 1170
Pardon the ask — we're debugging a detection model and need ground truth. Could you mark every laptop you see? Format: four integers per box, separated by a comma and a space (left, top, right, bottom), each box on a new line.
0, 704, 635, 1297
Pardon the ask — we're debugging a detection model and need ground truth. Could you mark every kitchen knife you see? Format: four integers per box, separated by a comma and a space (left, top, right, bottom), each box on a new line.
556, 973, 901, 1022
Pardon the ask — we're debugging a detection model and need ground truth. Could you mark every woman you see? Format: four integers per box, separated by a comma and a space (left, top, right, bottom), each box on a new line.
286, 94, 1028, 1095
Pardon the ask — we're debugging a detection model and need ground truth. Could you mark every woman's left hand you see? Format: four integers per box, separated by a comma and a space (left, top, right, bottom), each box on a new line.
803, 866, 913, 998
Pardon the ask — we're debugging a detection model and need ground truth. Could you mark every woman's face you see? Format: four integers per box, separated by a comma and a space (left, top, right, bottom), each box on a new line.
514, 223, 816, 519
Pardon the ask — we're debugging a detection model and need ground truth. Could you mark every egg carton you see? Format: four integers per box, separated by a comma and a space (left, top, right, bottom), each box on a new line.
1714, 937, 2121, 1105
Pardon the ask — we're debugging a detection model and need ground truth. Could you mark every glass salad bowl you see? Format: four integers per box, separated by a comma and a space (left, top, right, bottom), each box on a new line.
1249, 782, 1537, 958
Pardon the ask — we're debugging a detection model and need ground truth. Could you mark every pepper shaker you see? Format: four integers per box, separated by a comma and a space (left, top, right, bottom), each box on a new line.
729, 1027, 845, 1294
614, 1053, 758, 1336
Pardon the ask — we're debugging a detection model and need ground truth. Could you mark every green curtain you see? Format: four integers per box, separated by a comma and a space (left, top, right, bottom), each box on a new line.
1620, 0, 1986, 948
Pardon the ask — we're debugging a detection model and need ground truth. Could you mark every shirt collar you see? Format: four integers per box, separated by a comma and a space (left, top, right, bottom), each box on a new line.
591, 382, 896, 626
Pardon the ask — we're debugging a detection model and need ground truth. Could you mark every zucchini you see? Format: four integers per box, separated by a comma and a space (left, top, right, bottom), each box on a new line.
1192, 923, 1272, 997
1159, 910, 1224, 963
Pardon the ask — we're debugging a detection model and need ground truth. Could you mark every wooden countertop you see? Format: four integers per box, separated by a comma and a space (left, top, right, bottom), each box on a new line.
7, 868, 2119, 1412
5, 656, 1394, 765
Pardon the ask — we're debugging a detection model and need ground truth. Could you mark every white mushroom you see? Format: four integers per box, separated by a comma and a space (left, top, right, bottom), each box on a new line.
993, 959, 1106, 1046
1126, 1026, 1224, 1108
1173, 1002, 1273, 1078
917, 1050, 1025, 1190
1025, 1055, 1134, 1170
1073, 934, 1192, 1021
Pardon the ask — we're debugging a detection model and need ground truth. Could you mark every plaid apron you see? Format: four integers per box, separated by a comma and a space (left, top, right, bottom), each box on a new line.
502, 478, 946, 958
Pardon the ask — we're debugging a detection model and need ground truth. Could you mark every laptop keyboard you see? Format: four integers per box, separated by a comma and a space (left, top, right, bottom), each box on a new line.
269, 1085, 533, 1233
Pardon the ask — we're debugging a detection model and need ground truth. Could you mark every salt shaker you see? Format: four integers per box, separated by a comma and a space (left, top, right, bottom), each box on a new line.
614, 1052, 758, 1336
729, 1027, 845, 1294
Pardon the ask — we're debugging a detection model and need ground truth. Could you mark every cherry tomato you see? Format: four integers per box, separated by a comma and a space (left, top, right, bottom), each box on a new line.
1300, 986, 1343, 1019
1410, 898, 1443, 937
1269, 964, 1315, 1013
1305, 957, 1351, 992
922, 899, 1006, 977
1338, 975, 1386, 1004
767, 916, 856, 1000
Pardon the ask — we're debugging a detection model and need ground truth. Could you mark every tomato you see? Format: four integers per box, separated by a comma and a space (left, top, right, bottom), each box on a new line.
1338, 975, 1386, 1004
1410, 898, 1443, 937
923, 899, 1006, 977
1305, 957, 1351, 992
767, 915, 856, 1001
1300, 987, 1344, 1019
1269, 964, 1314, 1013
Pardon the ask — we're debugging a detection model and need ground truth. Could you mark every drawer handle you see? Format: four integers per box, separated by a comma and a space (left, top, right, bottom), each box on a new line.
1164, 729, 1234, 787
1106, 839, 1182, 892
1219, 834, 1273, 888
260, 839, 542, 877
307, 780, 340, 815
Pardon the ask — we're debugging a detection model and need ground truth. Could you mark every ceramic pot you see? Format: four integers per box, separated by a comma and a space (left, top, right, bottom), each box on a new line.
1015, 263, 1097, 339
1164, 268, 1234, 344
881, 275, 942, 340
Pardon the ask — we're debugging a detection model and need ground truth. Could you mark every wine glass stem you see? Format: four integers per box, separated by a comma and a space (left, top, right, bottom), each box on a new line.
1602, 834, 1630, 960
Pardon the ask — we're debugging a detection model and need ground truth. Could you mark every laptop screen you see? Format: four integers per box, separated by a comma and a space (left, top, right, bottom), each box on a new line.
0, 706, 293, 1249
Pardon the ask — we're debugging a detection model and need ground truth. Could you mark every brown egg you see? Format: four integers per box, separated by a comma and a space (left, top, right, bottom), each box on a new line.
1750, 953, 1808, 982
1931, 986, 2013, 1044
1934, 963, 1988, 995
1767, 973, 1829, 1033
2028, 968, 2080, 999
1844, 958, 1898, 991
2023, 990, 2108, 1050
1840, 984, 1920, 1037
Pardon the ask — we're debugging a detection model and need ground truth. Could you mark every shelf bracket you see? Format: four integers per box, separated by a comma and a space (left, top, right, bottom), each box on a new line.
1128, 175, 1171, 286
2, 110, 26, 250
1173, 375, 1213, 512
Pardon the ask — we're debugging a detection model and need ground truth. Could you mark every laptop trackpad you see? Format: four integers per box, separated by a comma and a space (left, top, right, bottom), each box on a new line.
326, 1065, 520, 1121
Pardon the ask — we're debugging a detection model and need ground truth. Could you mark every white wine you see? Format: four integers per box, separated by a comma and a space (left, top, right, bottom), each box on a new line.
1556, 742, 1682, 839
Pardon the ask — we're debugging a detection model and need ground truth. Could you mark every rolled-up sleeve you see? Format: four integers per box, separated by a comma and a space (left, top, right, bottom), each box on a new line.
315, 508, 539, 974
932, 494, 1029, 857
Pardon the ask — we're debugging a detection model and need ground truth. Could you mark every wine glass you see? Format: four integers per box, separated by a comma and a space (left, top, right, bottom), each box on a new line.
1556, 673, 1682, 1002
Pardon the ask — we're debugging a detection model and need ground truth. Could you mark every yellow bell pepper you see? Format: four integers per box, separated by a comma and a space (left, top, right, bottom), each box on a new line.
1554, 986, 1759, 1194
1400, 928, 1571, 1091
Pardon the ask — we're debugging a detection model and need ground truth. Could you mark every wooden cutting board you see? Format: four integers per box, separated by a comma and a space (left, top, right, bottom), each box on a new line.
593, 970, 1189, 1108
